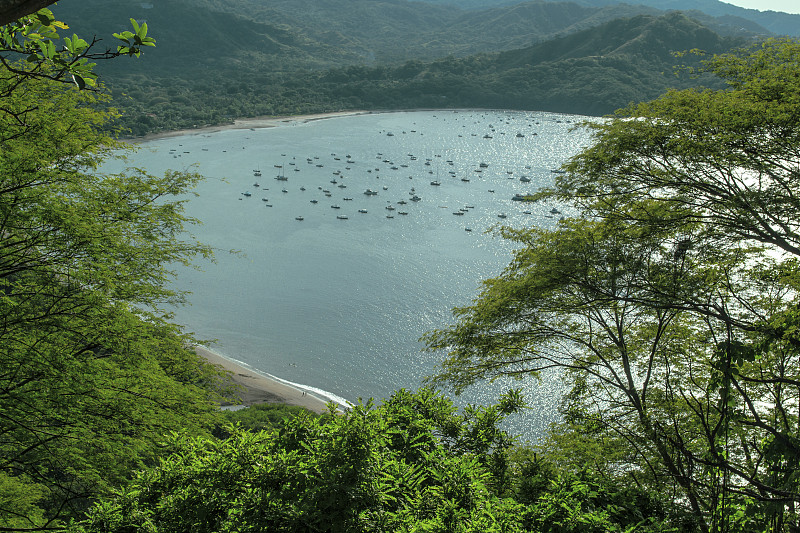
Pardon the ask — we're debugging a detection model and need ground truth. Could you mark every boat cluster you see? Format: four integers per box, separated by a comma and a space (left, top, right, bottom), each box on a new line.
202, 111, 575, 224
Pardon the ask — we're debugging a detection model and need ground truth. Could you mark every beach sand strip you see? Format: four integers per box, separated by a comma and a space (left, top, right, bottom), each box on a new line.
129, 111, 372, 143
195, 345, 332, 414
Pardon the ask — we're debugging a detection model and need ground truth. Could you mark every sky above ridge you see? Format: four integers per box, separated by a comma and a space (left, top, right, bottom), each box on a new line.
723, 0, 800, 14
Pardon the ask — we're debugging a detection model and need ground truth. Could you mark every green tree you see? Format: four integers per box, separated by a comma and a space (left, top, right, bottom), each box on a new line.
75, 388, 527, 533
425, 37, 800, 532
0, 12, 229, 531
0, 5, 154, 91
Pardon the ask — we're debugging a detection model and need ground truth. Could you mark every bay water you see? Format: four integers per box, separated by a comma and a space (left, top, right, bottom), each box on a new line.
116, 110, 594, 437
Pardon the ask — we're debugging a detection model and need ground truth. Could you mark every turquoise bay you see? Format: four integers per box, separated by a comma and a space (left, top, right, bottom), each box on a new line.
117, 110, 594, 436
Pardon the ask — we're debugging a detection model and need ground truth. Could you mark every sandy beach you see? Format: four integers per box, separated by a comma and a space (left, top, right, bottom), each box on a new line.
141, 111, 365, 416
129, 110, 373, 143
195, 345, 337, 414
148, 112, 373, 415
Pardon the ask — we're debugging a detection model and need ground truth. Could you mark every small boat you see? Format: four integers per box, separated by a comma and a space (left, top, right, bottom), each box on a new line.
385, 205, 396, 211
295, 216, 304, 221
337, 215, 348, 219
461, 177, 470, 182
516, 133, 524, 138
282, 188, 288, 193
253, 182, 260, 187
343, 197, 353, 201
310, 199, 318, 204
453, 211, 464, 216
364, 189, 378, 195
465, 228, 472, 232
479, 162, 489, 168
430, 181, 441, 186
498, 213, 507, 219
242, 192, 252, 197
254, 170, 262, 176
331, 205, 341, 209
410, 195, 421, 202
261, 197, 269, 202
520, 176, 531, 183
358, 209, 368, 214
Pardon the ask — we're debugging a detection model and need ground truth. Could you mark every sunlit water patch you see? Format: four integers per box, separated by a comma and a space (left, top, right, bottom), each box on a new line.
111, 110, 595, 437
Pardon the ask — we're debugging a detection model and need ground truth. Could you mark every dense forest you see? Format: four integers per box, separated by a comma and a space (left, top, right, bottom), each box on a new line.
3, 0, 800, 531
50, 0, 775, 136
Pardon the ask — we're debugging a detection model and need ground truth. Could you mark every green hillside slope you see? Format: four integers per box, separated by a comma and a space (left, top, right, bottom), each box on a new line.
50, 2, 753, 135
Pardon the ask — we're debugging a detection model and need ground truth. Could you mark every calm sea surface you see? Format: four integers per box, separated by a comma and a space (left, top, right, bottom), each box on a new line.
114, 110, 594, 437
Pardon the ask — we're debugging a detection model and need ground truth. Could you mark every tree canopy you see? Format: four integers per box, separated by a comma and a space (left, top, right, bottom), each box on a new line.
424, 37, 800, 532
0, 9, 230, 531
74, 389, 525, 533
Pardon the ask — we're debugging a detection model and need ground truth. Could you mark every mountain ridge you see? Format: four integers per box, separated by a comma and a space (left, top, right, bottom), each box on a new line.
418, 0, 800, 35
50, 1, 759, 135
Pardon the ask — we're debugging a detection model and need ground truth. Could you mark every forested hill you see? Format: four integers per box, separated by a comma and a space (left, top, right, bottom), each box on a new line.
420, 0, 800, 36
53, 1, 755, 135
56, 0, 764, 70
310, 12, 747, 116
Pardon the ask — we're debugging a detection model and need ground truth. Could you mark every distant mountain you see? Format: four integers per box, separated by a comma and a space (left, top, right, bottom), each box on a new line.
50, 1, 756, 134
55, 0, 765, 72
419, 0, 800, 35
311, 12, 749, 116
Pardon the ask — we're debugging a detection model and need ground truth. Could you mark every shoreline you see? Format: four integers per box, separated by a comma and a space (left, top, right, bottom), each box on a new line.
194, 345, 339, 414
126, 110, 374, 143
122, 107, 532, 144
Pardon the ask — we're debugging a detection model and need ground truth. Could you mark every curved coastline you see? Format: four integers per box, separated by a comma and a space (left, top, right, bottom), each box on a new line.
127, 110, 374, 143
195, 345, 351, 414
144, 112, 373, 416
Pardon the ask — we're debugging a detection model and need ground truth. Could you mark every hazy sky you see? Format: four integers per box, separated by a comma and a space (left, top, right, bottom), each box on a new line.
723, 0, 800, 14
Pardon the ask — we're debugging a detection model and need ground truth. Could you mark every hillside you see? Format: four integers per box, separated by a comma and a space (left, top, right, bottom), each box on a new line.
51, 1, 755, 135
54, 0, 765, 71
419, 0, 800, 35
311, 12, 747, 116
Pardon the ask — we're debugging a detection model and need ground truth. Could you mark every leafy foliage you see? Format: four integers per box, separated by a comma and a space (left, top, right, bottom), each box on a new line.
0, 12, 229, 530
425, 37, 800, 531
216, 403, 323, 437
0, 6, 153, 89
76, 388, 528, 533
